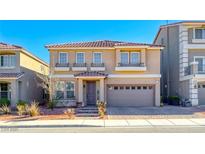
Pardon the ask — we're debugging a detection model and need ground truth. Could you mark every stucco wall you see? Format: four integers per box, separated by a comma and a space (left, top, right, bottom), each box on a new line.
154, 25, 179, 96
188, 49, 205, 63
20, 52, 49, 76
49, 48, 161, 75
18, 67, 48, 104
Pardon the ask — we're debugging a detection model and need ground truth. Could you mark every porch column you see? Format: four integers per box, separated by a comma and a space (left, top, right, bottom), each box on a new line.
189, 79, 198, 106
10, 80, 18, 107
141, 49, 146, 66
99, 78, 105, 102
155, 80, 160, 107
116, 49, 120, 66
78, 79, 84, 105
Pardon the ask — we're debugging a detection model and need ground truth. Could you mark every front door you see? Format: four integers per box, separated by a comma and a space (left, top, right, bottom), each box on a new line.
86, 81, 96, 105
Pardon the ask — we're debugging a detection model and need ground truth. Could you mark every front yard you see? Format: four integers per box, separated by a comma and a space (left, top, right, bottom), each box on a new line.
1, 105, 205, 121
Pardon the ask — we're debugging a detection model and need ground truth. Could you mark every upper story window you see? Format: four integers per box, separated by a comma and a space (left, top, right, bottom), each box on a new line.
76, 52, 85, 63
120, 52, 129, 64
93, 52, 102, 63
194, 28, 205, 39
0, 55, 16, 68
194, 56, 205, 72
59, 52, 68, 64
130, 52, 140, 64
120, 52, 140, 64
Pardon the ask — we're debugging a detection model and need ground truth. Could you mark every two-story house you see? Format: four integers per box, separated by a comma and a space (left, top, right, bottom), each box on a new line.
46, 40, 162, 107
154, 21, 205, 106
0, 43, 49, 107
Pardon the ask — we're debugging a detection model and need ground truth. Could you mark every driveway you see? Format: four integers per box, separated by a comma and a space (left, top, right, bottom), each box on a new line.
107, 105, 205, 119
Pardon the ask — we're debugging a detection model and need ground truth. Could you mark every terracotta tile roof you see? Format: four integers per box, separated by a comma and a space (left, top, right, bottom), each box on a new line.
74, 71, 108, 77
0, 72, 24, 79
45, 40, 162, 48
0, 42, 23, 49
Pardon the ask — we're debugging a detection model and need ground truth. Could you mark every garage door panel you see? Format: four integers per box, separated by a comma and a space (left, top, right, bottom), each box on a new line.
107, 85, 154, 107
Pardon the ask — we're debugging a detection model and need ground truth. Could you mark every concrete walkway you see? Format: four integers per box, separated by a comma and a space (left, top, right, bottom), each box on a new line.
1, 118, 205, 128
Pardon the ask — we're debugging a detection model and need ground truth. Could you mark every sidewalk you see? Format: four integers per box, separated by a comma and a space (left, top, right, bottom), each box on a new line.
1, 118, 205, 128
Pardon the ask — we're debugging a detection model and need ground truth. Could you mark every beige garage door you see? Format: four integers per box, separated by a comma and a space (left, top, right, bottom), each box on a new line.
198, 83, 205, 105
107, 85, 154, 107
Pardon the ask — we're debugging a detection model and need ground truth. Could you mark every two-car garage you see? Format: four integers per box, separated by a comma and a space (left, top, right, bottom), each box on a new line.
107, 84, 155, 107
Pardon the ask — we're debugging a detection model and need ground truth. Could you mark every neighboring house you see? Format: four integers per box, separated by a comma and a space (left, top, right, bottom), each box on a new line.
0, 43, 49, 107
154, 21, 205, 106
45, 40, 162, 107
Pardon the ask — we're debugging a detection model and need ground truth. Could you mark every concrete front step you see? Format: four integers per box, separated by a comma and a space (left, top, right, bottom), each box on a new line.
76, 113, 99, 117
76, 106, 99, 117
76, 110, 98, 114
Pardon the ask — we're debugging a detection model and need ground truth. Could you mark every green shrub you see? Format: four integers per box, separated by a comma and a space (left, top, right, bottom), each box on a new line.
17, 100, 27, 107
0, 98, 10, 107
168, 96, 180, 106
0, 105, 11, 114
47, 100, 57, 110
168, 96, 180, 101
28, 101, 40, 117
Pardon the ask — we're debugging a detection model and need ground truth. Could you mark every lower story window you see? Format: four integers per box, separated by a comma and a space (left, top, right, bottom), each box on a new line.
55, 81, 75, 100
56, 91, 64, 99
66, 82, 75, 99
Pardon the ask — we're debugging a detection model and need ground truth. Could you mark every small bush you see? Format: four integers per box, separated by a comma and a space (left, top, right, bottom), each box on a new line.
168, 96, 180, 106
28, 101, 40, 117
64, 108, 75, 119
0, 105, 11, 114
97, 101, 106, 119
0, 98, 10, 107
17, 100, 27, 107
47, 100, 57, 110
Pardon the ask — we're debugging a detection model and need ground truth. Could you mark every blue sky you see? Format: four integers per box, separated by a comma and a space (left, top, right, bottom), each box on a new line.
0, 20, 180, 63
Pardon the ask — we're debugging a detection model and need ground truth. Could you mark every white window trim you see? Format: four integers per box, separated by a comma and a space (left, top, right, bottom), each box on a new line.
120, 52, 129, 64
92, 52, 102, 63
0, 55, 16, 68
130, 52, 140, 64
194, 56, 205, 62
76, 52, 85, 63
59, 52, 68, 64
194, 56, 205, 72
193, 28, 205, 42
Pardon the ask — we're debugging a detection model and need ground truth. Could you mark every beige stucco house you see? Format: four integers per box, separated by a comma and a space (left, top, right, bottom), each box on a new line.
46, 40, 162, 107
154, 21, 205, 106
0, 43, 49, 107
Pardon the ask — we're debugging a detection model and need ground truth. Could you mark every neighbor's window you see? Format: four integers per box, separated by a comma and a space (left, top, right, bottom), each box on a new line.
195, 29, 205, 39
76, 52, 85, 63
120, 52, 129, 64
66, 82, 75, 99
130, 52, 140, 64
194, 57, 205, 72
93, 52, 102, 63
55, 81, 64, 99
0, 55, 16, 67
